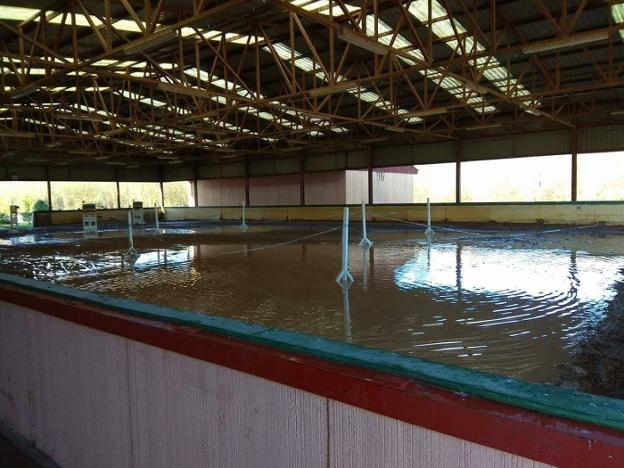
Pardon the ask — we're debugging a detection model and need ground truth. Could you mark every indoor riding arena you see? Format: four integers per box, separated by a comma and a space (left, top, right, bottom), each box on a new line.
1, 1, 624, 467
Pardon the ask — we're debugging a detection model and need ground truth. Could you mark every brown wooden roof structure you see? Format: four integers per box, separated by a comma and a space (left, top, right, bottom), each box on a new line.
0, 0, 623, 168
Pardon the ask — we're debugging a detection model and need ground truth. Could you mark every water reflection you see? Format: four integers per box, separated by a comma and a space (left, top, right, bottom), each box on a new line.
340, 283, 352, 343
129, 247, 195, 270
361, 247, 370, 291
394, 244, 622, 322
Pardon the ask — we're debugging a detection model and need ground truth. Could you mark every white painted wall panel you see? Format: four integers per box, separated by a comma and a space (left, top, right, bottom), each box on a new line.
328, 400, 550, 468
345, 170, 368, 204
197, 178, 246, 206
373, 172, 415, 203
249, 174, 299, 205
0, 304, 33, 438
0, 300, 556, 468
127, 341, 327, 468
304, 171, 346, 205
26, 310, 133, 468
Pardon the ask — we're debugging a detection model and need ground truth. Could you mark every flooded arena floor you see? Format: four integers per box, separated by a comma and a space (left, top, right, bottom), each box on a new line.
2, 220, 624, 397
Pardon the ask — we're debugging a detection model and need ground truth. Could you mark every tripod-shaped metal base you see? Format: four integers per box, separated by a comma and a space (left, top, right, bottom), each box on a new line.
123, 247, 139, 262
358, 237, 373, 248
336, 269, 354, 285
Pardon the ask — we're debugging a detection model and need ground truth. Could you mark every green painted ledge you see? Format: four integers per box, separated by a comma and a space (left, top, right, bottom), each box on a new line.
2, 272, 624, 432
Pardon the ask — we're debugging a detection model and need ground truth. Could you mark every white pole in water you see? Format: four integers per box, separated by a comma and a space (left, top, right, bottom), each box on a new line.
358, 200, 373, 248
154, 204, 160, 234
124, 210, 139, 259
336, 207, 354, 285
425, 197, 434, 241
240, 201, 248, 230
128, 210, 134, 249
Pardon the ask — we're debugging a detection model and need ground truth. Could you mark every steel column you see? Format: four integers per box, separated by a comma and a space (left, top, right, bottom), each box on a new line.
367, 147, 374, 205
571, 128, 578, 202
244, 155, 250, 207
455, 142, 462, 204
299, 154, 305, 206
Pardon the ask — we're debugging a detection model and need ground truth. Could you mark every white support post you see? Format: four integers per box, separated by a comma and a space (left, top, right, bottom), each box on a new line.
154, 204, 160, 235
240, 201, 248, 230
123, 210, 139, 260
358, 200, 373, 248
127, 211, 135, 250
425, 197, 434, 241
336, 207, 354, 285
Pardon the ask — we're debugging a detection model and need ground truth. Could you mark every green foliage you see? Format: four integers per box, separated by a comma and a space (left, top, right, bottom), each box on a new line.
163, 181, 192, 207
31, 199, 49, 212
51, 182, 117, 210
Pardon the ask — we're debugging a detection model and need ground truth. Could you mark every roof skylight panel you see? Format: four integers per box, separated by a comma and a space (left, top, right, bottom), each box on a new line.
611, 4, 624, 42
291, 0, 359, 17
116, 89, 167, 108
406, 0, 534, 107
266, 41, 421, 123
0, 5, 37, 21
361, 14, 494, 113
203, 119, 253, 136
0, 7, 104, 28
47, 86, 112, 93
117, 88, 190, 116
1, 66, 49, 75
184, 67, 329, 135
131, 125, 195, 144
180, 27, 260, 45
300, 6, 494, 114
57, 103, 111, 119
0, 6, 259, 49
24, 117, 69, 132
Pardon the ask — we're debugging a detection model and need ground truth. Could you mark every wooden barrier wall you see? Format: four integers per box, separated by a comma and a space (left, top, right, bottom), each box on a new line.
32, 202, 624, 227
0, 301, 549, 468
1, 275, 624, 467
163, 202, 624, 225
33, 208, 159, 227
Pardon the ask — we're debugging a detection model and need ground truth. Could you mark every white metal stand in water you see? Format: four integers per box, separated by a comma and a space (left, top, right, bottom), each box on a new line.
81, 203, 98, 238
336, 207, 354, 285
358, 201, 373, 248
240, 202, 248, 231
132, 201, 145, 225
154, 205, 160, 235
424, 197, 434, 241
123, 210, 139, 260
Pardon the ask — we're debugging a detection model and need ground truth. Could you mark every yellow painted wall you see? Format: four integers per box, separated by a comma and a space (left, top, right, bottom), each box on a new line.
43, 208, 160, 226
40, 203, 624, 226
163, 203, 624, 225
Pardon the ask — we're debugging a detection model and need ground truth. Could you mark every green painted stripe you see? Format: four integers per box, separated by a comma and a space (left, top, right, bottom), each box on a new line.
2, 272, 624, 431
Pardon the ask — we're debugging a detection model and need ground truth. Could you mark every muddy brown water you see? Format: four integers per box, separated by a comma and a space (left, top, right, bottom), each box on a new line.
2, 222, 624, 396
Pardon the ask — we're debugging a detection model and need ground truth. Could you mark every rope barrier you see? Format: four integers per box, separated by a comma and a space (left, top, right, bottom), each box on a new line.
371, 213, 603, 242
204, 225, 341, 257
